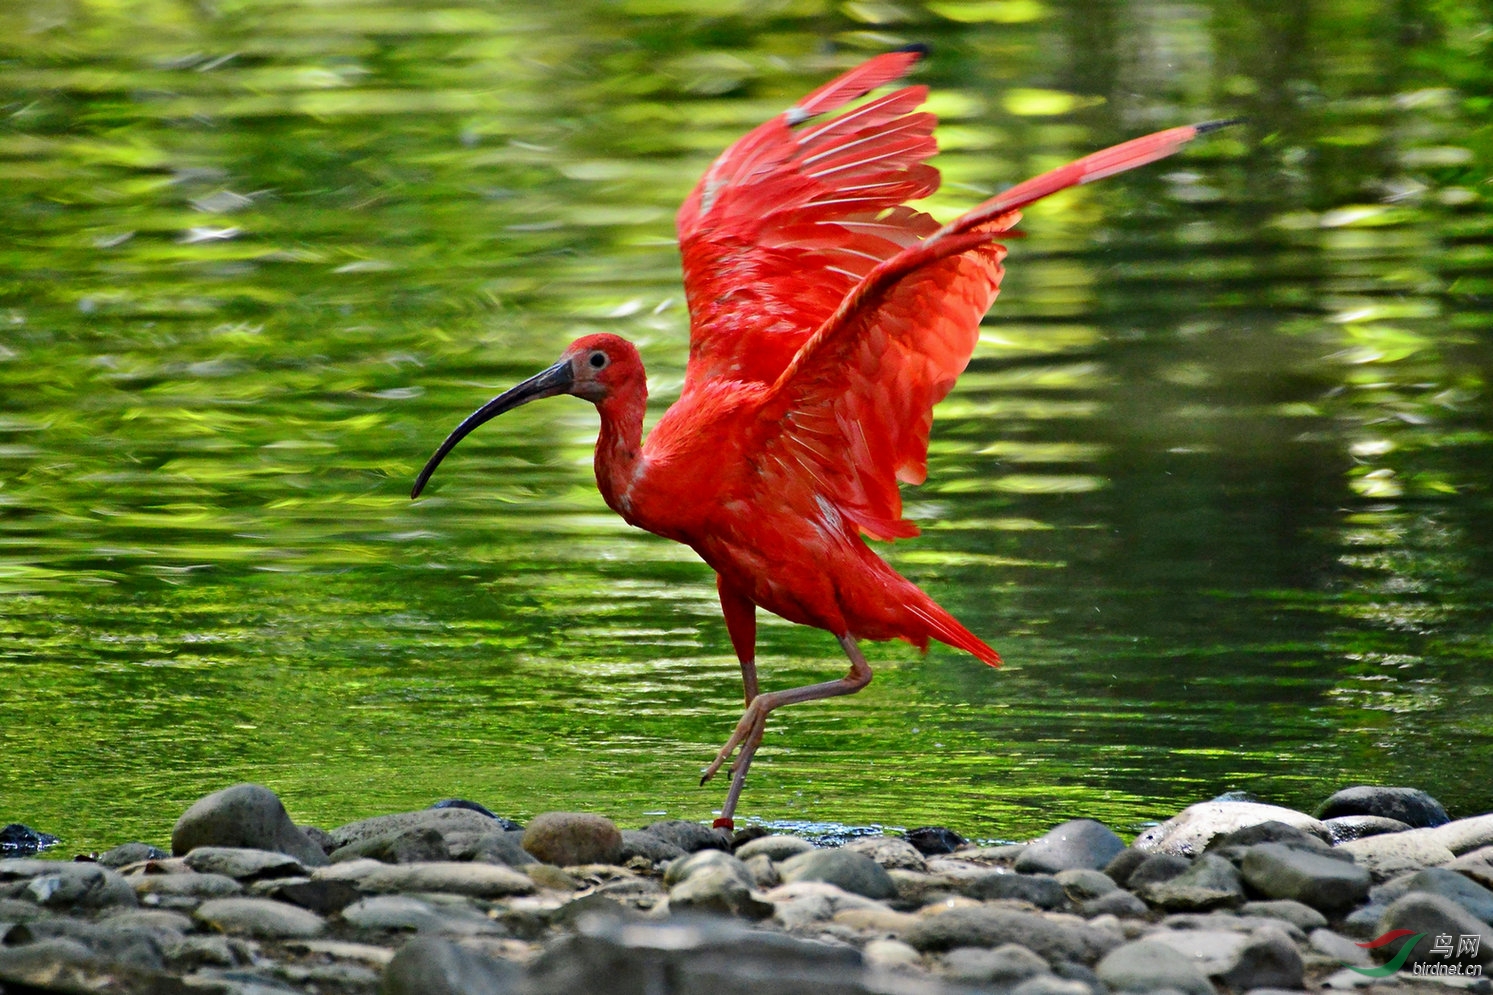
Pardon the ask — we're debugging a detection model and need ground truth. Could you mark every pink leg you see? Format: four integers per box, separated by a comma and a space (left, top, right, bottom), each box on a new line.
702, 634, 873, 823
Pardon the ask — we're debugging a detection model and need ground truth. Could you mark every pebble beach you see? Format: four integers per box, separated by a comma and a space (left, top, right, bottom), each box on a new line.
3, 783, 1492, 994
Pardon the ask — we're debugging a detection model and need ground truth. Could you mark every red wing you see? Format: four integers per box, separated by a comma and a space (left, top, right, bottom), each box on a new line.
753, 121, 1232, 541
677, 50, 940, 388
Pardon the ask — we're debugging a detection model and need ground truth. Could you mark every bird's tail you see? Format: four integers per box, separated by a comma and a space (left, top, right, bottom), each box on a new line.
906, 599, 1002, 667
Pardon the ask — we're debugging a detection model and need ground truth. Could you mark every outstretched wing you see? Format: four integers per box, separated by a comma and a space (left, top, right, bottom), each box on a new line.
751, 122, 1233, 541
677, 49, 940, 388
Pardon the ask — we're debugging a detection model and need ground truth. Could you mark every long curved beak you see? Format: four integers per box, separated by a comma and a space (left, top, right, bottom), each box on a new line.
411, 359, 573, 499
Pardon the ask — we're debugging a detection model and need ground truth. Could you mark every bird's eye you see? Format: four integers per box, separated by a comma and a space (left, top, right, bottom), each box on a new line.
588, 351, 608, 370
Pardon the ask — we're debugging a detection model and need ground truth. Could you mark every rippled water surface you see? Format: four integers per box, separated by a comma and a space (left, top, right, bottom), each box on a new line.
2, 1, 1491, 853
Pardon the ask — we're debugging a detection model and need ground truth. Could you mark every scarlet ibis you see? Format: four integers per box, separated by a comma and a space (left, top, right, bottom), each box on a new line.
413, 48, 1235, 827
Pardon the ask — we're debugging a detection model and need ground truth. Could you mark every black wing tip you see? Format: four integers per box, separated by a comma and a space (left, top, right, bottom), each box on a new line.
1194, 116, 1247, 135
895, 42, 931, 60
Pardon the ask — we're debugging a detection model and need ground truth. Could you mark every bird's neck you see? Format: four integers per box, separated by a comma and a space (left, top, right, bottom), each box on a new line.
593, 381, 647, 520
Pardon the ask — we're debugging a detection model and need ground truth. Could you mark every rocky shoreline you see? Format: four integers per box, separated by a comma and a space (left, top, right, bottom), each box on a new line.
3, 784, 1492, 994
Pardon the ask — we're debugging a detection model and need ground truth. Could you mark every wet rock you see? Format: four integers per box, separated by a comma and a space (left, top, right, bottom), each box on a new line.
905, 826, 966, 855
1316, 786, 1450, 828
356, 861, 536, 899
844, 835, 926, 871
961, 870, 1067, 909
1378, 892, 1493, 969
172, 784, 328, 867
618, 829, 686, 864
194, 896, 325, 938
1123, 852, 1191, 889
734, 835, 815, 862
331, 826, 451, 865
1239, 842, 1372, 914
0, 824, 59, 857
378, 934, 522, 995
1015, 819, 1126, 874
1239, 898, 1329, 931
522, 812, 622, 866
943, 942, 1049, 985
904, 904, 1121, 963
0, 859, 138, 909
778, 847, 896, 900
1134, 801, 1330, 857
1132, 852, 1245, 910
1324, 815, 1413, 844
1095, 938, 1214, 995
97, 842, 169, 868
1338, 830, 1455, 881
184, 846, 308, 881
641, 819, 729, 854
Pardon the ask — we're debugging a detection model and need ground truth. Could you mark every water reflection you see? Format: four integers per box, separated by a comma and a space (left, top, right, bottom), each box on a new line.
1, 0, 1490, 852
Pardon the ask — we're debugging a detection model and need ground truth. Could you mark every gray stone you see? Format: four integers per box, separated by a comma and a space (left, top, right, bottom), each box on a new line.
3, 917, 167, 970
1125, 852, 1191, 888
905, 826, 966, 855
0, 937, 99, 988
668, 864, 773, 919
1055, 868, 1117, 901
778, 847, 896, 900
904, 904, 1121, 963
356, 861, 536, 899
618, 829, 686, 863
184, 846, 307, 880
522, 812, 622, 866
378, 935, 522, 995
194, 896, 325, 938
664, 848, 753, 888
1324, 815, 1412, 844
1010, 977, 1093, 995
1316, 786, 1449, 828
1378, 891, 1493, 969
735, 835, 815, 863
1426, 813, 1493, 856
1396, 866, 1493, 924
0, 859, 138, 909
763, 881, 890, 930
262, 878, 362, 916
960, 870, 1067, 909
524, 910, 866, 995
640, 819, 729, 853
131, 870, 243, 900
1101, 847, 1150, 887
97, 842, 170, 868
329, 807, 502, 851
1239, 842, 1372, 914
943, 942, 1049, 984
1015, 819, 1126, 874
1134, 802, 1330, 857
1096, 939, 1214, 995
1080, 889, 1149, 918
1133, 852, 1245, 910
331, 827, 450, 865
340, 894, 503, 935
468, 830, 534, 868
844, 836, 926, 871
1338, 830, 1455, 881
172, 784, 329, 867
1206, 820, 1342, 862
1221, 927, 1304, 990
1159, 911, 1308, 945
1310, 927, 1373, 966
1239, 898, 1329, 931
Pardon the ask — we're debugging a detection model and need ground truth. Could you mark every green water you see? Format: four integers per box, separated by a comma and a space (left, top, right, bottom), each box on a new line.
2, 1, 1491, 854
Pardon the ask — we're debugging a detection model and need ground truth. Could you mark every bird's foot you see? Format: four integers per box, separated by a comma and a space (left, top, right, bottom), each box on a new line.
700, 697, 769, 786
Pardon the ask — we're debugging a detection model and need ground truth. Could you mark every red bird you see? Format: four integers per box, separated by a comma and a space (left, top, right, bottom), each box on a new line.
414, 49, 1233, 827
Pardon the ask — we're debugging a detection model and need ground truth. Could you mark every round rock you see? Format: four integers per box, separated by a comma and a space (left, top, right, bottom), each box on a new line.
640, 819, 728, 854
172, 784, 328, 867
522, 812, 622, 866
379, 934, 522, 995
1096, 939, 1214, 995
1134, 801, 1329, 857
194, 896, 324, 938
734, 835, 815, 863
1014, 819, 1126, 873
778, 847, 896, 900
1316, 786, 1449, 828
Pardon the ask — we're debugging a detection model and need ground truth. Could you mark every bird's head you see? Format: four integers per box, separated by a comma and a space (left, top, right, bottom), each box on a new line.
411, 333, 642, 499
